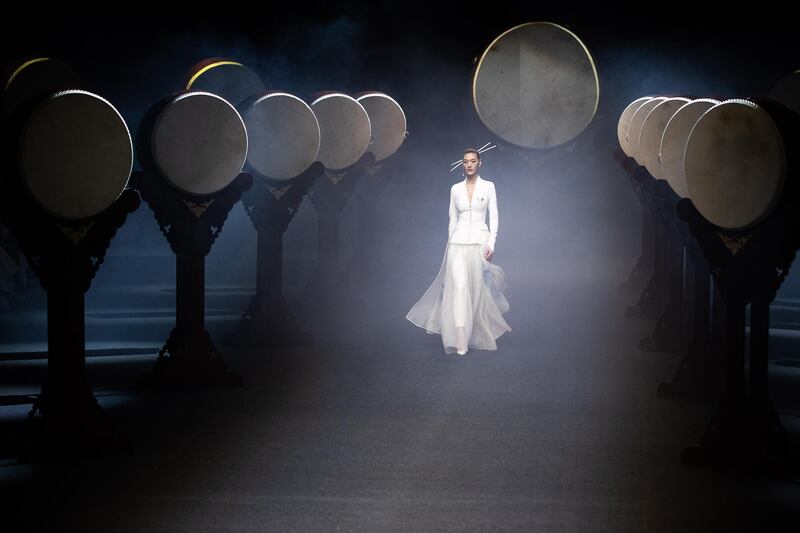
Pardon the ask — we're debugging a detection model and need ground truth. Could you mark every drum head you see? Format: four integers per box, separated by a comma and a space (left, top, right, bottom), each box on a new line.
685, 100, 786, 230
3, 57, 81, 118
618, 97, 653, 156
660, 99, 719, 198
356, 92, 407, 161
472, 21, 599, 148
18, 90, 132, 220
186, 59, 266, 107
628, 97, 667, 164
152, 92, 248, 195
641, 97, 690, 180
311, 93, 371, 170
243, 92, 320, 181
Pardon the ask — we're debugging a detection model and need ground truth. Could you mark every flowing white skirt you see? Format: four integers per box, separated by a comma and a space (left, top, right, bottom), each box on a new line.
406, 242, 511, 354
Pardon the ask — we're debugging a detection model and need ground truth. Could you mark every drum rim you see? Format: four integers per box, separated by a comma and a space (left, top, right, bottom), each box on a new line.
18, 88, 133, 220
185, 59, 248, 91
151, 90, 249, 195
471, 20, 600, 149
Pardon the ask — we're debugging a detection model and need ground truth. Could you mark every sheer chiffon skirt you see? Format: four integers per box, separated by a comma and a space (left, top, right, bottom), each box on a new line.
406, 243, 511, 354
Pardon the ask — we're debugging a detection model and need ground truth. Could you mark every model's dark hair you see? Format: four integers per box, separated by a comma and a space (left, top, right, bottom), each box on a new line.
463, 148, 480, 160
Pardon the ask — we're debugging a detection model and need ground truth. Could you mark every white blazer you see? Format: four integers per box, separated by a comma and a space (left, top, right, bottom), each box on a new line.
448, 175, 498, 252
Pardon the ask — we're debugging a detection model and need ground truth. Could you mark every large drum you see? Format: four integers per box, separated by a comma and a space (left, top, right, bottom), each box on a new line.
640, 97, 690, 180
3, 57, 81, 118
684, 100, 786, 230
627, 97, 667, 165
185, 59, 266, 107
311, 92, 371, 170
618, 97, 653, 157
356, 92, 407, 161
151, 91, 248, 196
242, 92, 320, 181
17, 90, 132, 220
472, 21, 599, 148
660, 99, 719, 198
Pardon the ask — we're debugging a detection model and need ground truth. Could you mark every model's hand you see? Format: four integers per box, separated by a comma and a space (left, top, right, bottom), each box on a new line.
484, 248, 494, 261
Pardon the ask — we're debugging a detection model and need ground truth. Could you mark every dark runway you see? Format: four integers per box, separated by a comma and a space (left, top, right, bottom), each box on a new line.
3, 263, 799, 532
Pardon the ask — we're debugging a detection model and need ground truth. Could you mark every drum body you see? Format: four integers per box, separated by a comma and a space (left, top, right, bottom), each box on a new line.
684, 100, 786, 230
356, 92, 406, 162
472, 21, 599, 148
640, 98, 690, 180
660, 99, 719, 198
627, 97, 667, 164
185, 59, 266, 108
18, 90, 132, 220
618, 97, 653, 156
151, 91, 248, 196
242, 92, 320, 181
311, 93, 371, 170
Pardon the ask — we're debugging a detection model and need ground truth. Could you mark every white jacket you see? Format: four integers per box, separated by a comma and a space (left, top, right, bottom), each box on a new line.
448, 175, 498, 252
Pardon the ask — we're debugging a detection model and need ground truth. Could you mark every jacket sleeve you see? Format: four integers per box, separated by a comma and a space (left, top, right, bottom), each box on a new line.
487, 182, 498, 251
448, 186, 456, 239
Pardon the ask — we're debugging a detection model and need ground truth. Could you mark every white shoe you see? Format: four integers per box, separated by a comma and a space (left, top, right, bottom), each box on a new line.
457, 349, 467, 355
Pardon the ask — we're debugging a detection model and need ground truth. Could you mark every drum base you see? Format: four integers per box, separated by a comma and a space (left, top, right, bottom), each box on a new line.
681, 394, 788, 472
639, 300, 684, 354
625, 274, 667, 320
617, 254, 652, 293
657, 339, 723, 402
139, 328, 242, 389
17, 384, 132, 463
233, 295, 314, 348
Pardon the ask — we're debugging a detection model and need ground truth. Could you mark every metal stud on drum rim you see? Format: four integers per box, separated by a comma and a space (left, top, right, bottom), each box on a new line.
356, 92, 407, 162
628, 97, 667, 165
242, 92, 320, 181
641, 97, 690, 180
151, 91, 248, 196
311, 93, 371, 171
618, 97, 653, 156
472, 21, 599, 149
186, 59, 266, 108
685, 100, 786, 230
18, 90, 132, 220
660, 99, 719, 198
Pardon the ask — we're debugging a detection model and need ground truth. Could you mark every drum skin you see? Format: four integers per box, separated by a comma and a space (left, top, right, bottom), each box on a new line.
356, 92, 406, 162
17, 90, 132, 220
640, 97, 690, 180
472, 21, 599, 149
242, 92, 320, 181
660, 99, 719, 198
618, 97, 652, 156
311, 93, 371, 170
151, 91, 248, 196
628, 97, 667, 165
685, 100, 786, 230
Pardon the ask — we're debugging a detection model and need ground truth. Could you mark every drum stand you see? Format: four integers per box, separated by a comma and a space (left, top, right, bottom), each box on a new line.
234, 162, 324, 347
638, 179, 686, 354
615, 152, 669, 320
0, 182, 139, 460
131, 170, 251, 389
617, 153, 655, 293
657, 238, 725, 401
307, 152, 376, 300
677, 198, 798, 470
